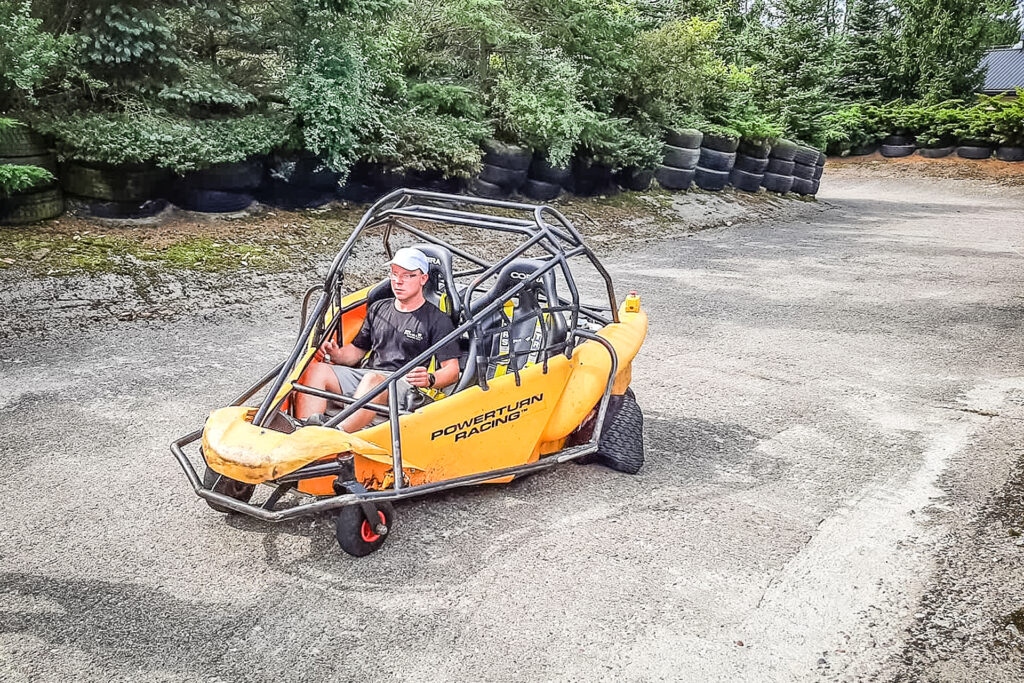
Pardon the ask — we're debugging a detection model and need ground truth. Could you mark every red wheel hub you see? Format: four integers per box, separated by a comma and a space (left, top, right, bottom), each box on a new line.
360, 511, 386, 543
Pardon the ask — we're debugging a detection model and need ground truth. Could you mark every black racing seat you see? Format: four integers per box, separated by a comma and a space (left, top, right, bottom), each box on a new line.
463, 258, 568, 385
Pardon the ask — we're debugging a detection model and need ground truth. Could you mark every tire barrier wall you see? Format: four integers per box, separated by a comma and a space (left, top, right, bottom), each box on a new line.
3, 125, 834, 225
839, 133, 1024, 163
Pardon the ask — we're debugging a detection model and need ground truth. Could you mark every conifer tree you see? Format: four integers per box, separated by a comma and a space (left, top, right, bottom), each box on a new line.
752, 0, 841, 145
837, 0, 894, 103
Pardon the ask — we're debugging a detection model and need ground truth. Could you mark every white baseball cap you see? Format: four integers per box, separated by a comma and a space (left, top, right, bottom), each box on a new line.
389, 247, 429, 274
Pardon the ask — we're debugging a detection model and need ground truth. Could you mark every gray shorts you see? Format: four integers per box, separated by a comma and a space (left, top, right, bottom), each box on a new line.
327, 365, 416, 425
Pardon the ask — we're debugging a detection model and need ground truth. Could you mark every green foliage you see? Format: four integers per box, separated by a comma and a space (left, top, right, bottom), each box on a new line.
33, 108, 290, 172
888, 0, 1007, 103
489, 50, 588, 167
837, 0, 894, 103
78, 4, 182, 84
4, 0, 1019, 179
0, 0, 65, 106
0, 163, 54, 195
752, 0, 841, 148
983, 91, 1024, 146
285, 26, 377, 175
577, 112, 662, 170
635, 18, 732, 126
158, 62, 257, 111
0, 162, 53, 194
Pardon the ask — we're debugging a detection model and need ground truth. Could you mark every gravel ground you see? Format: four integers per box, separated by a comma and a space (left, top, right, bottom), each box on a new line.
0, 171, 1022, 681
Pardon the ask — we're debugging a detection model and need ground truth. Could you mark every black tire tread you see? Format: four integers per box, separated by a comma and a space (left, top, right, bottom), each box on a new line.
591, 390, 644, 475
769, 140, 799, 161
766, 158, 796, 175
734, 154, 769, 174
182, 158, 265, 191
996, 146, 1024, 162
880, 144, 915, 158
335, 503, 395, 557
174, 188, 254, 213
0, 125, 47, 157
694, 166, 730, 191
482, 139, 532, 171
62, 161, 169, 202
918, 146, 954, 159
0, 153, 58, 175
730, 168, 763, 192
521, 178, 562, 201
761, 172, 794, 193
662, 145, 700, 169
792, 162, 816, 179
479, 163, 527, 189
202, 466, 256, 513
700, 134, 740, 153
957, 145, 992, 160
0, 187, 64, 225
664, 128, 702, 148
654, 165, 694, 191
697, 147, 737, 172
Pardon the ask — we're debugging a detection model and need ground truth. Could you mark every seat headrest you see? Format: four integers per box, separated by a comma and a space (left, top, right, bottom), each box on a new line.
471, 258, 558, 313
412, 243, 460, 322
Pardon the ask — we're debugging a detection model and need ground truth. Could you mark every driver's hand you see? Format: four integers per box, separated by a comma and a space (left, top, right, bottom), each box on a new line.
405, 366, 430, 388
318, 338, 343, 363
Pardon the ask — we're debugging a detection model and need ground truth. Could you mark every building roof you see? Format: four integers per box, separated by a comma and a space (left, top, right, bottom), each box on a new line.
980, 47, 1024, 93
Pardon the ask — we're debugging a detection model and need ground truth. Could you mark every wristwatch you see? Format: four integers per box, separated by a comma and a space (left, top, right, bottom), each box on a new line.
427, 372, 436, 388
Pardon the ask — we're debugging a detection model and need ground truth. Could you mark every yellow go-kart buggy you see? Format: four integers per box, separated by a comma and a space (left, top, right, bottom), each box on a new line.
171, 189, 648, 556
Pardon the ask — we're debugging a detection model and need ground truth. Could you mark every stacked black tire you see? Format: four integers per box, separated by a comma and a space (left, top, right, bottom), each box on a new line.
655, 128, 701, 191
524, 153, 569, 201
616, 166, 654, 192
262, 151, 340, 209
762, 140, 797, 194
470, 140, 531, 199
694, 134, 738, 191
62, 161, 171, 218
173, 157, 263, 213
957, 142, 993, 160
919, 143, 955, 158
568, 157, 618, 197
0, 125, 63, 225
730, 139, 771, 192
997, 145, 1024, 162
790, 145, 822, 196
880, 135, 915, 158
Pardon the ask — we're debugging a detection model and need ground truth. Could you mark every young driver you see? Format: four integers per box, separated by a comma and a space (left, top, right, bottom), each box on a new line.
294, 247, 460, 432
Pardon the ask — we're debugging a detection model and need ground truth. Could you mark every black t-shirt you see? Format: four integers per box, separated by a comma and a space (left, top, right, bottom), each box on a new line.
352, 300, 460, 371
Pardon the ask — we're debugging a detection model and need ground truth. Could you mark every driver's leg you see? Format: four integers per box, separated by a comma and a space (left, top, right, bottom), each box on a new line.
294, 361, 342, 419
339, 371, 389, 433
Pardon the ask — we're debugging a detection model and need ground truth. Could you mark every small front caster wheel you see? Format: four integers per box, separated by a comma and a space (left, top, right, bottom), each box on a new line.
335, 503, 395, 557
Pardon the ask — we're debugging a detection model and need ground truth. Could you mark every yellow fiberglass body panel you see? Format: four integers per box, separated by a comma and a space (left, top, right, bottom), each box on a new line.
202, 406, 396, 484
352, 356, 573, 488
540, 305, 648, 442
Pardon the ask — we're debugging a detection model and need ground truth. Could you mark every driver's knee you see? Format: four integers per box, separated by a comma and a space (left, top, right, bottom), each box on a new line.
354, 371, 387, 401
306, 361, 340, 392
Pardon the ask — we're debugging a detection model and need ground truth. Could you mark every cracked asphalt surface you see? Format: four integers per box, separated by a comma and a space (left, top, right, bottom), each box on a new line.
2, 171, 1023, 681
